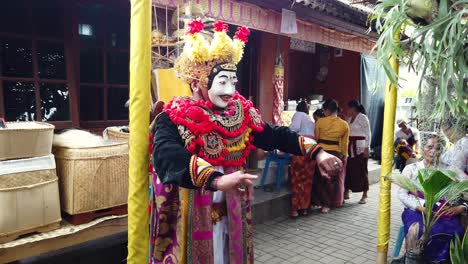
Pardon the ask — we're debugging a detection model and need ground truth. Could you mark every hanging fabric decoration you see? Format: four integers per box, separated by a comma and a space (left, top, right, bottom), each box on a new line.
273, 53, 284, 126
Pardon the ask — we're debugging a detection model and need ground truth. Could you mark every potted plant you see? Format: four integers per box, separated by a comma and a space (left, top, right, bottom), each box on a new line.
450, 229, 468, 264
388, 168, 468, 263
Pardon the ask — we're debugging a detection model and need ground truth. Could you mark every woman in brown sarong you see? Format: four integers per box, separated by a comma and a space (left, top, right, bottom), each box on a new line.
288, 101, 315, 218
311, 99, 349, 214
344, 100, 371, 204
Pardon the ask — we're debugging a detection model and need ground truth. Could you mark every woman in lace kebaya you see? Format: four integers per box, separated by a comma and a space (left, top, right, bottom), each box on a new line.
344, 100, 371, 204
398, 134, 466, 262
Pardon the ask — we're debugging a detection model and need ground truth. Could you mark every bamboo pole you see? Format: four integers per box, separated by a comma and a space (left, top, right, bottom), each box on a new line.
127, 0, 151, 263
376, 36, 400, 264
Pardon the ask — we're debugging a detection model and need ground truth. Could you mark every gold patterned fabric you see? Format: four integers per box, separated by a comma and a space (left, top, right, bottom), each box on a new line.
211, 202, 227, 224
189, 156, 219, 188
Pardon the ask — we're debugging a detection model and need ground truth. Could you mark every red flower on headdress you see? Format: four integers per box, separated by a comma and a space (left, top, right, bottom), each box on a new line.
188, 19, 204, 34
213, 21, 229, 32
234, 26, 250, 43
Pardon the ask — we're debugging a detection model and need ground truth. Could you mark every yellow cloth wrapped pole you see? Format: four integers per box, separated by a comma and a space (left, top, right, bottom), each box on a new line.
127, 0, 151, 263
376, 37, 400, 264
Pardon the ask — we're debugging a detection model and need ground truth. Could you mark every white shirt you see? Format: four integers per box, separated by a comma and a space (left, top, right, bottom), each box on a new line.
347, 113, 371, 157
397, 161, 426, 210
441, 137, 468, 174
446, 140, 468, 203
395, 126, 420, 150
290, 111, 314, 137
213, 166, 229, 264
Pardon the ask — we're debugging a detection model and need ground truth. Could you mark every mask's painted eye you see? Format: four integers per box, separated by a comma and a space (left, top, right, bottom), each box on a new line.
219, 81, 226, 85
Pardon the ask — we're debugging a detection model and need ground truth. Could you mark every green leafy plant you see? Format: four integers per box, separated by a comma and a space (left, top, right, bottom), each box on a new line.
450, 229, 468, 264
388, 168, 468, 257
370, 0, 467, 124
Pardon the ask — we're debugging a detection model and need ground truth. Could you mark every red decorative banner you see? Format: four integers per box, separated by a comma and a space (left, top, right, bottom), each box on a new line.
153, 0, 374, 54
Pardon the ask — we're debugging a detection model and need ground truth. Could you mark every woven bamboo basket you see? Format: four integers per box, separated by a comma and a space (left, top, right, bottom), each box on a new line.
53, 142, 129, 215
0, 155, 61, 241
103, 126, 129, 143
0, 122, 54, 161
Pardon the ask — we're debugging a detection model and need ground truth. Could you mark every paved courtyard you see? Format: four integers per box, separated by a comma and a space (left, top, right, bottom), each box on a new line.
253, 183, 404, 264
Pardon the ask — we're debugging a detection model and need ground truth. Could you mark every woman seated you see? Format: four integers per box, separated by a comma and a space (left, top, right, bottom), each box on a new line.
396, 138, 415, 172
398, 134, 467, 262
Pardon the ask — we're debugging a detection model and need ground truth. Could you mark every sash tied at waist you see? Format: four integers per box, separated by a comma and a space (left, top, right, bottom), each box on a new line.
348, 136, 366, 157
317, 139, 339, 145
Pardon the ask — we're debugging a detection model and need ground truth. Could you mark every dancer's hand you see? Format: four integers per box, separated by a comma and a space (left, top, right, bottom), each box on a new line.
315, 150, 343, 180
211, 171, 258, 201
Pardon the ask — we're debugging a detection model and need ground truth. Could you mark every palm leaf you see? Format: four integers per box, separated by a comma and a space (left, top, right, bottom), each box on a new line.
432, 181, 467, 206
417, 169, 449, 229
387, 172, 424, 194
440, 180, 468, 203
450, 234, 462, 264
430, 180, 468, 231
450, 229, 468, 264
463, 229, 468, 263
371, 0, 467, 125
417, 169, 453, 206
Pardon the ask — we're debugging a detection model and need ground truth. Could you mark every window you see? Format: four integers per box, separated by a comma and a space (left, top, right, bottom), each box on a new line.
79, 2, 130, 126
3, 82, 36, 121
0, 0, 72, 125
78, 24, 94, 37
0, 38, 33, 78
0, 0, 131, 129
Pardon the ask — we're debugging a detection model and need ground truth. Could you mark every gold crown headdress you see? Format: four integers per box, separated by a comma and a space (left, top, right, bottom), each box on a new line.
174, 19, 250, 88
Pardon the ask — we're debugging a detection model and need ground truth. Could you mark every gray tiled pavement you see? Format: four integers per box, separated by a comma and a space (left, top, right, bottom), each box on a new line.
253, 183, 404, 263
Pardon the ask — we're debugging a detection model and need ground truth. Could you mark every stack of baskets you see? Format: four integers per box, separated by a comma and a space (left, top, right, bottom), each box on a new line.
0, 122, 61, 243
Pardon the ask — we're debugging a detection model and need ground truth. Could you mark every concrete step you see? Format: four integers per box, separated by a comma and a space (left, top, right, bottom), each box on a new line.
254, 158, 381, 187
368, 159, 381, 185
252, 185, 290, 225
250, 159, 381, 225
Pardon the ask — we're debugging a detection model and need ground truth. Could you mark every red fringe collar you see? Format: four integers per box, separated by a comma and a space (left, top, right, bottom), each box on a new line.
163, 92, 264, 167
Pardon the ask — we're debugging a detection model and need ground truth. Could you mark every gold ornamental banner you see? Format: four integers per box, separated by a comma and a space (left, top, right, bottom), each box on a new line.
152, 0, 374, 54
273, 60, 284, 126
